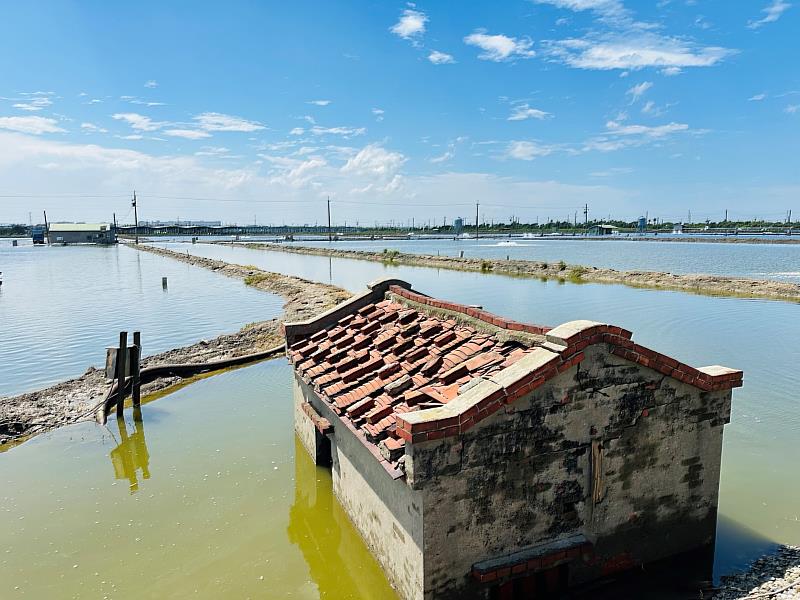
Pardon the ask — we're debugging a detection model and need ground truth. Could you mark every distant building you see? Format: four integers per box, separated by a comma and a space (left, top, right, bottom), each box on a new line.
286, 279, 742, 599
588, 224, 619, 236
673, 223, 684, 234
453, 217, 464, 236
31, 225, 46, 245
47, 223, 116, 245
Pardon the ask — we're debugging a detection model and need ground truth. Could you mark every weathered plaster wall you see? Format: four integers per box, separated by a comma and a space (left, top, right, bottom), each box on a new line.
294, 375, 425, 600
407, 343, 731, 599
294, 377, 321, 462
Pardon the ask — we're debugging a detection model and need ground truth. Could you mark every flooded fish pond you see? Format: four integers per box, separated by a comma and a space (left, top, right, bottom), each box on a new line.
0, 242, 281, 396
2, 240, 798, 597
0, 360, 397, 599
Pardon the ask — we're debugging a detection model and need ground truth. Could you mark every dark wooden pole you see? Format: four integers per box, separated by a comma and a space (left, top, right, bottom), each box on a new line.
132, 331, 141, 407
116, 331, 128, 419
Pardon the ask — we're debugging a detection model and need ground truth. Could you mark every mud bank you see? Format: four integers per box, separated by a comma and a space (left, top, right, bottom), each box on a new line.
232, 242, 800, 303
0, 244, 350, 446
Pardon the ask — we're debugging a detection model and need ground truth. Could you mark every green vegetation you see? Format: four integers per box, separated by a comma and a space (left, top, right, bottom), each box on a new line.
480, 260, 494, 272
558, 260, 567, 271
568, 266, 589, 281
244, 272, 270, 286
381, 248, 401, 262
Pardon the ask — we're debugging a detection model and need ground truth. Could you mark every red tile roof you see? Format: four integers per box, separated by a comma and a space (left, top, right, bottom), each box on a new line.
288, 287, 546, 472
285, 279, 742, 476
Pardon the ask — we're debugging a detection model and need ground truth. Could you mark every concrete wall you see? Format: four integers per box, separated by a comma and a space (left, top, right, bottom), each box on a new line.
47, 230, 114, 244
407, 343, 731, 599
293, 374, 425, 600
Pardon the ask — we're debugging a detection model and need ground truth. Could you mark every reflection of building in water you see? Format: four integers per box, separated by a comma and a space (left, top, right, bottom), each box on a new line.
287, 437, 395, 598
110, 408, 151, 493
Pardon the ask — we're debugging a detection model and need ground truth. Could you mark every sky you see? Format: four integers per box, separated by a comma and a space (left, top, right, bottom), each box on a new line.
0, 0, 797, 226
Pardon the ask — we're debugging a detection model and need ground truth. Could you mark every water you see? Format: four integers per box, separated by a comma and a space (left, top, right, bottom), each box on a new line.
291, 237, 800, 283
0, 360, 397, 599
166, 241, 800, 575
0, 241, 282, 397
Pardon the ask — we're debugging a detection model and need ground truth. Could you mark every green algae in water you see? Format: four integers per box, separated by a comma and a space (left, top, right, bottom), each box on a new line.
0, 360, 397, 599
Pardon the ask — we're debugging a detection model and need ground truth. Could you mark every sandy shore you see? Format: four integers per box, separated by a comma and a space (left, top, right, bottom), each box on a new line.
233, 242, 800, 303
0, 243, 350, 446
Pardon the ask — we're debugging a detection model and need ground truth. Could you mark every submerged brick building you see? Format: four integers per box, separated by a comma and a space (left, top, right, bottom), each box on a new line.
285, 278, 742, 600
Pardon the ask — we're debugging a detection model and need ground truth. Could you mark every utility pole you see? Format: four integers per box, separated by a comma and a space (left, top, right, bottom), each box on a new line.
687, 209, 691, 224
132, 191, 139, 244
327, 196, 332, 242
724, 209, 728, 223
583, 203, 588, 227
475, 202, 480, 240
43, 210, 49, 244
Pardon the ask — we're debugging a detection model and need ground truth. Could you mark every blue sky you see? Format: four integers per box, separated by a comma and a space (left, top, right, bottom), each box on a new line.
0, 0, 797, 226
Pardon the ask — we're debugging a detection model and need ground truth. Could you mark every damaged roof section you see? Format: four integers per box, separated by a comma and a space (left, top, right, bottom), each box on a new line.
287, 283, 549, 471
285, 278, 743, 474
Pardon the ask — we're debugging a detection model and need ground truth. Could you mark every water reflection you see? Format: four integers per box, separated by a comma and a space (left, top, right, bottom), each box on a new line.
109, 407, 151, 493
287, 437, 399, 599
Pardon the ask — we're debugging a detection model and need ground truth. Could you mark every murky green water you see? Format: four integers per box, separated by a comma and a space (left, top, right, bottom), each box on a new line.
165, 242, 800, 575
0, 360, 397, 599
0, 241, 281, 396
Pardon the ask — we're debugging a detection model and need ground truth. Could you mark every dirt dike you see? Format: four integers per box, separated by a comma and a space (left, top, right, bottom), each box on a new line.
229, 242, 800, 304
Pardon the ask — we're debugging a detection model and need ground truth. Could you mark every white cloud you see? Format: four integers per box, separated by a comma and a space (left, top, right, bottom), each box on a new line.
372, 108, 385, 122
342, 143, 406, 177
533, 0, 629, 22
464, 30, 535, 61
0, 116, 65, 135
589, 166, 633, 177
785, 104, 799, 114
80, 122, 108, 133
749, 93, 767, 101
308, 100, 332, 106
12, 96, 53, 112
164, 128, 211, 139
508, 103, 552, 121
430, 150, 455, 163
660, 66, 682, 76
428, 50, 456, 64
506, 140, 553, 160
117, 134, 144, 140
194, 112, 265, 132
289, 127, 305, 135
545, 35, 734, 70
605, 119, 688, 137
144, 80, 158, 88
390, 9, 427, 40
748, 0, 791, 28
310, 125, 366, 137
270, 157, 328, 188
112, 112, 164, 131
194, 146, 230, 157
626, 81, 653, 102
641, 100, 656, 114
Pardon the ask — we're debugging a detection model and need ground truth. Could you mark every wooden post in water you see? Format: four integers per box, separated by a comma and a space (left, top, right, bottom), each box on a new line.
132, 331, 141, 407
116, 331, 128, 419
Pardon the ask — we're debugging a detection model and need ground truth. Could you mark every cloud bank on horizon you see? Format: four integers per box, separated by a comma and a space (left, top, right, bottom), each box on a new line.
0, 0, 796, 225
